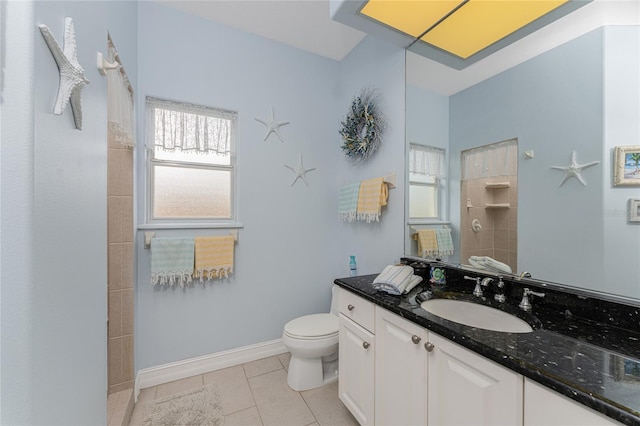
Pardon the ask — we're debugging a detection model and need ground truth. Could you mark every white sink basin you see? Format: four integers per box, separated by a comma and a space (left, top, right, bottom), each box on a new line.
420, 299, 533, 333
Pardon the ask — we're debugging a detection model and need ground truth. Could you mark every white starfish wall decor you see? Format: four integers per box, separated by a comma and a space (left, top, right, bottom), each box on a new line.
550, 151, 600, 187
284, 155, 316, 187
39, 17, 89, 130
255, 107, 290, 142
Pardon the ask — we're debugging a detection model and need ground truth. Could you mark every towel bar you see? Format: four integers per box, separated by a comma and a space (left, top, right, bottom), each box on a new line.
383, 172, 396, 188
144, 230, 238, 249
342, 172, 397, 189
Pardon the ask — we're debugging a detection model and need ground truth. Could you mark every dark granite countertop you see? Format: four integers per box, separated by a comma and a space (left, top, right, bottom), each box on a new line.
334, 266, 640, 426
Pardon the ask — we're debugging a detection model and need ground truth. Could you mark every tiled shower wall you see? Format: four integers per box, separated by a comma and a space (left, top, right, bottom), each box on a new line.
107, 131, 134, 394
460, 175, 518, 273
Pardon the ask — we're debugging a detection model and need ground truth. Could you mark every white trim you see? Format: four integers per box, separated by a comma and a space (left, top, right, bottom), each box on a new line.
134, 339, 288, 401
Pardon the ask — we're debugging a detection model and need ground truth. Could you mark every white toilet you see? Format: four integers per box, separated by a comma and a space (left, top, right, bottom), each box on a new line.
282, 285, 340, 391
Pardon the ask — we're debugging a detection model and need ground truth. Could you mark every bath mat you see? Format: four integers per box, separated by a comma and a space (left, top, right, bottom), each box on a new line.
140, 383, 224, 426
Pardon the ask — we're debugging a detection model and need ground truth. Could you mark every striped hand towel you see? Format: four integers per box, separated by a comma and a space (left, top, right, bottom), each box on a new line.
338, 182, 361, 222
435, 229, 454, 255
357, 177, 388, 223
194, 235, 235, 281
373, 265, 423, 295
151, 237, 195, 287
414, 229, 439, 258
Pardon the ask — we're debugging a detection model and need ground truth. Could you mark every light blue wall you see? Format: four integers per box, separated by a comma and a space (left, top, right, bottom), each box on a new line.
333, 35, 406, 276
404, 86, 450, 254
602, 26, 640, 299
406, 86, 449, 150
134, 3, 406, 370
1, 2, 37, 422
1, 0, 138, 423
450, 29, 606, 291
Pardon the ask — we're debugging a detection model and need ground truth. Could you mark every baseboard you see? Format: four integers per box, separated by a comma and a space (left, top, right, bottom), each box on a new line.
134, 338, 287, 401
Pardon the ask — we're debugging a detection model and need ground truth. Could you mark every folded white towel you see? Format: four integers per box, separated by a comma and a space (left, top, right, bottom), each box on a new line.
468, 256, 512, 274
373, 265, 423, 295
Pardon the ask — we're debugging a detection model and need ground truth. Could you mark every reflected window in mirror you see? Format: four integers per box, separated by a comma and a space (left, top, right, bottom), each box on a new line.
409, 144, 446, 221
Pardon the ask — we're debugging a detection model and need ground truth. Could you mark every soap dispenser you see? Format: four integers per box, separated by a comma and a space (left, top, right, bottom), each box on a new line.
349, 256, 357, 276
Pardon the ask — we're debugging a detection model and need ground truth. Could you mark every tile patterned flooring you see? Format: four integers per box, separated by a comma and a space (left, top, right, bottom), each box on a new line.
129, 353, 358, 426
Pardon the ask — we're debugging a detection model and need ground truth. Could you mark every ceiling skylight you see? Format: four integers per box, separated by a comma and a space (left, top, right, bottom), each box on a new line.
339, 0, 591, 69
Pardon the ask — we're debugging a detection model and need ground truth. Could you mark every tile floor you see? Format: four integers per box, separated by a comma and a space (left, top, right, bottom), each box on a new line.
129, 353, 358, 426
108, 388, 134, 426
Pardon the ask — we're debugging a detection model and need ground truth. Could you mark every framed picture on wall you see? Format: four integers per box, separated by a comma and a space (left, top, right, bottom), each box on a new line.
629, 199, 640, 223
613, 145, 640, 186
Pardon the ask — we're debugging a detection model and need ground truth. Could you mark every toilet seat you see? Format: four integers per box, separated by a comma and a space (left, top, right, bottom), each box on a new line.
284, 313, 339, 340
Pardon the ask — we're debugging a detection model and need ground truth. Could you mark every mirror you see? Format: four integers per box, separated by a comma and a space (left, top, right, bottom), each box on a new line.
405, 24, 640, 301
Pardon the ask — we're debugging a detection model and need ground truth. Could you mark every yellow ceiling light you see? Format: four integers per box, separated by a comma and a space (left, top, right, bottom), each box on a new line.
358, 0, 573, 64
420, 0, 569, 59
360, 0, 466, 38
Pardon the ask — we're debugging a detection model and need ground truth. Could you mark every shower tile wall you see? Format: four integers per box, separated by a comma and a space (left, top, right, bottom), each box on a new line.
107, 131, 134, 394
460, 176, 518, 273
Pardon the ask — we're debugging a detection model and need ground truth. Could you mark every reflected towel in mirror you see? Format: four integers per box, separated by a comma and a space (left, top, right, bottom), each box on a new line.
468, 256, 512, 274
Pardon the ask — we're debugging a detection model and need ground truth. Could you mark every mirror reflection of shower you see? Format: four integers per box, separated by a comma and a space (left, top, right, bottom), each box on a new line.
460, 139, 518, 273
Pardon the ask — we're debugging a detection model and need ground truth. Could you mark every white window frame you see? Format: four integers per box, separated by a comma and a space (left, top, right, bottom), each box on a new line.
408, 144, 447, 223
144, 97, 239, 228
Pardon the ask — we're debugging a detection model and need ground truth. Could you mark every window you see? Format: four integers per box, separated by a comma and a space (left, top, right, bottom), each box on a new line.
146, 97, 237, 223
409, 144, 446, 221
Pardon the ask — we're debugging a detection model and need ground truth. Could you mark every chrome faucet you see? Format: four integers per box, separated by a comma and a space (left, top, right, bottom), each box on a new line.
519, 288, 545, 311
478, 276, 506, 302
480, 277, 494, 293
493, 276, 506, 303
464, 275, 483, 297
519, 271, 532, 278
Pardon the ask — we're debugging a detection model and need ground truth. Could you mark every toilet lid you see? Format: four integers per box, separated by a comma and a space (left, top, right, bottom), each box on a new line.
284, 314, 339, 339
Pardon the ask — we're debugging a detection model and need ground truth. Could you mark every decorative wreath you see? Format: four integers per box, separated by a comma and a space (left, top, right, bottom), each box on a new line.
339, 87, 386, 164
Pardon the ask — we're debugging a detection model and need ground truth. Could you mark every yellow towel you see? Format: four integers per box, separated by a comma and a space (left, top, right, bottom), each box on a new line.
357, 177, 388, 223
194, 236, 234, 281
414, 230, 439, 258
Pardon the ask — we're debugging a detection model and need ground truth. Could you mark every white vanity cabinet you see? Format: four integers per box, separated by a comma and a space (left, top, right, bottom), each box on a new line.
427, 332, 523, 426
524, 379, 622, 426
336, 287, 622, 426
338, 288, 376, 426
375, 308, 429, 426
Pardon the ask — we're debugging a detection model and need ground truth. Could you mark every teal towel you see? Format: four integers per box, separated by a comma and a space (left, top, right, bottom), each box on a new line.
435, 229, 454, 255
151, 237, 195, 287
338, 182, 360, 222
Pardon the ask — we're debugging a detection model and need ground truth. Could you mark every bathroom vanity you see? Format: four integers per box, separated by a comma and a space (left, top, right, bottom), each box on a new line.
335, 262, 640, 426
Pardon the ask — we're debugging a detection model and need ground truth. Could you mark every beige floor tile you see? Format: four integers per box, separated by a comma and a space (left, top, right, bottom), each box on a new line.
249, 369, 315, 426
301, 381, 358, 426
136, 386, 158, 404
225, 406, 264, 426
107, 392, 118, 423
155, 375, 203, 399
243, 356, 283, 378
278, 352, 292, 371
108, 389, 134, 426
204, 365, 255, 415
128, 403, 145, 426
129, 388, 157, 426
